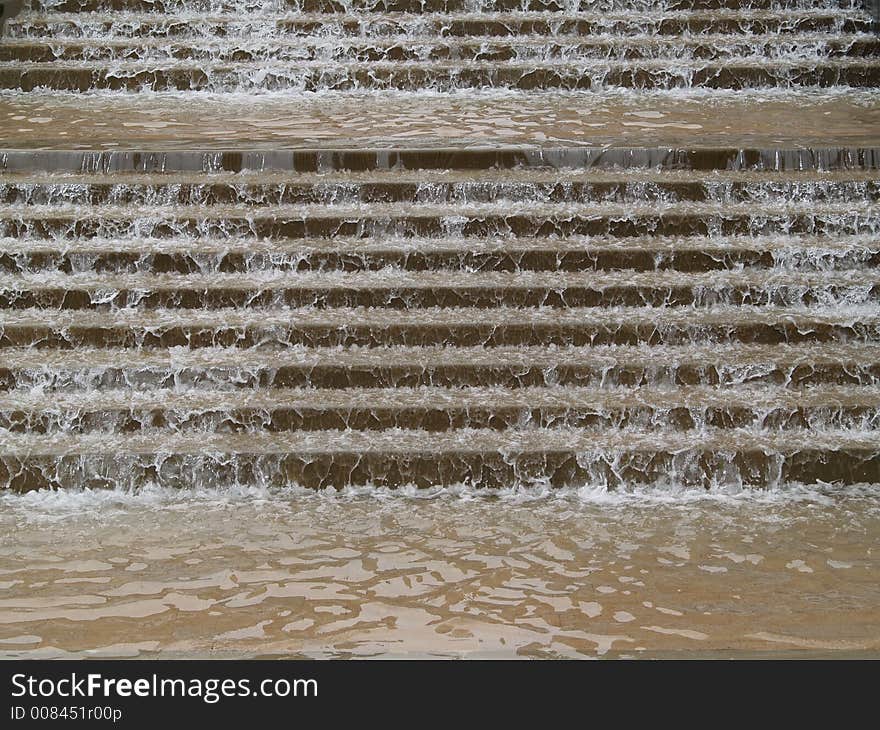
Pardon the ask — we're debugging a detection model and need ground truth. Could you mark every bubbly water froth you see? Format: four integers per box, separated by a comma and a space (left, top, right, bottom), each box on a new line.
0, 1, 878, 497
5, 480, 880, 518
1, 0, 877, 93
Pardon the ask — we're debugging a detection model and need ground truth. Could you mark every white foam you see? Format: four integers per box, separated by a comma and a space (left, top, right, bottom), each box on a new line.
3, 479, 879, 521
3, 87, 880, 105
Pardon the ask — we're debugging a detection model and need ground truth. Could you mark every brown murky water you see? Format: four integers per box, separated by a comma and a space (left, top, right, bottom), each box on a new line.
1, 486, 878, 659
2, 91, 879, 149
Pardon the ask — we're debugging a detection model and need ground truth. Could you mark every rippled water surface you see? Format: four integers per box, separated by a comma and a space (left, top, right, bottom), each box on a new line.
1, 485, 878, 658
2, 89, 879, 148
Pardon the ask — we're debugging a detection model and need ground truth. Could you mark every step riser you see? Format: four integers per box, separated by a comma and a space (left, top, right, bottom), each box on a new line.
3, 322, 876, 348
5, 363, 879, 390
2, 215, 874, 240
3, 181, 877, 206
4, 249, 880, 274
2, 449, 877, 491
5, 148, 877, 174
4, 404, 878, 433
3, 64, 878, 91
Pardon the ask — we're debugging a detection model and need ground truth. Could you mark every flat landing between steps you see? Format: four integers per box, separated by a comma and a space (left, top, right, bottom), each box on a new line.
2, 90, 879, 150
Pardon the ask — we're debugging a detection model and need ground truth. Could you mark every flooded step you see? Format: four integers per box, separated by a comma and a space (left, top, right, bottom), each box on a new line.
3, 234, 877, 275
12, 199, 873, 217
2, 304, 877, 348
1, 200, 874, 239
1, 427, 878, 491
4, 147, 877, 175
3, 342, 878, 390
3, 175, 877, 206
6, 11, 870, 41
3, 59, 878, 91
1, 33, 875, 63
2, 383, 878, 434
1, 268, 876, 309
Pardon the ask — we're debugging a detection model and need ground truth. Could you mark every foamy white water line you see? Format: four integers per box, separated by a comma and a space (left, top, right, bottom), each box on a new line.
4, 480, 880, 517
3, 268, 877, 290
1, 233, 875, 255
2, 30, 870, 47
3, 425, 878, 454
3, 302, 877, 327
4, 341, 878, 369
3, 382, 877, 410
5, 86, 880, 103
5, 199, 877, 218
10, 8, 867, 22
8, 58, 877, 71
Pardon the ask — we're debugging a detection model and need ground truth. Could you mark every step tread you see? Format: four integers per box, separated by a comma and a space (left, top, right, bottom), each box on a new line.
1, 426, 877, 456
1, 31, 874, 48
4, 199, 873, 218
2, 268, 877, 291
3, 303, 877, 327
1, 234, 874, 255
2, 383, 878, 411
5, 342, 879, 369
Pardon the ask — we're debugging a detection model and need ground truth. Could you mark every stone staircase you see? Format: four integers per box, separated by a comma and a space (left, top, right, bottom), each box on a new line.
0, 1, 878, 492
0, 0, 877, 90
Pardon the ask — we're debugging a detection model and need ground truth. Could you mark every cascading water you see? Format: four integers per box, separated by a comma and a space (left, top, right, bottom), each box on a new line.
0, 0, 878, 658
0, 1, 878, 90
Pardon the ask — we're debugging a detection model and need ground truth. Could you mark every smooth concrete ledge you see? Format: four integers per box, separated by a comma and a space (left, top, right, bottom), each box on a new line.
2, 145, 880, 173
